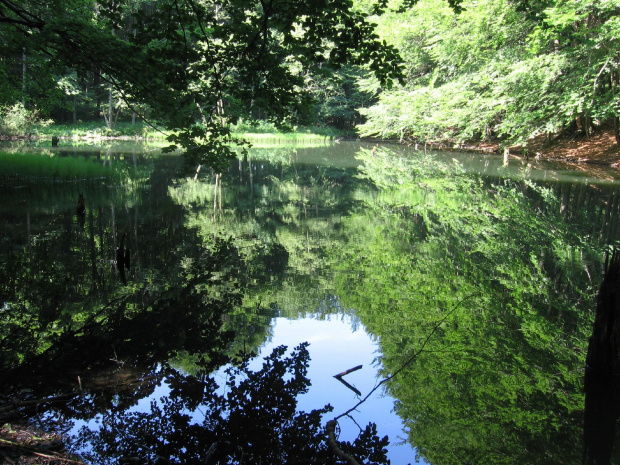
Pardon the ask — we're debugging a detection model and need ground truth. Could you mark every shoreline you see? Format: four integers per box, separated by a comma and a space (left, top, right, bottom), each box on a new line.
4, 128, 620, 168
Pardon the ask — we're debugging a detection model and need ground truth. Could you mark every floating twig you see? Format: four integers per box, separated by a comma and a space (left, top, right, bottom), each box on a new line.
334, 376, 361, 397
333, 365, 363, 395
333, 365, 362, 379
326, 293, 481, 461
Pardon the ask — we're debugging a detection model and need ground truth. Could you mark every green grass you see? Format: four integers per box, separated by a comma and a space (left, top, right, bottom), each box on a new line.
34, 120, 346, 144
0, 151, 130, 182
34, 121, 169, 140
232, 120, 344, 136
230, 121, 345, 147
233, 132, 333, 147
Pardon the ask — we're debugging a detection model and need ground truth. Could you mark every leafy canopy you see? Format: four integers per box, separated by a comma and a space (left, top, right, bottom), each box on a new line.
0, 0, 462, 169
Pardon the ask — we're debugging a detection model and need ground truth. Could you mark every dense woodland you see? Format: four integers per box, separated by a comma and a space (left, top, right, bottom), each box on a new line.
3, 1, 620, 463
2, 0, 620, 160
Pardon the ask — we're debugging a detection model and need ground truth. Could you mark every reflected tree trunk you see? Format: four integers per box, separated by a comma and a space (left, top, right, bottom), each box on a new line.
575, 183, 587, 219
584, 251, 620, 464
213, 173, 222, 213
89, 207, 98, 292
560, 183, 570, 215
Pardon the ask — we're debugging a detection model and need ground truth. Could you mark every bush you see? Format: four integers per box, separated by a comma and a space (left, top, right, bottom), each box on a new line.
0, 103, 52, 137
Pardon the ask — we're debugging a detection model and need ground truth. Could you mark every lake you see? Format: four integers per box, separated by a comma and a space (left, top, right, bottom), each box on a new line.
1, 139, 619, 464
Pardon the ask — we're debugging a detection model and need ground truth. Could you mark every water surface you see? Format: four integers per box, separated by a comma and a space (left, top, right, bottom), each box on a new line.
1, 140, 619, 464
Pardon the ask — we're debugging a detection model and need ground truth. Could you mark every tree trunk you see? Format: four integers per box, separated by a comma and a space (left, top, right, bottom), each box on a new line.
584, 114, 592, 138
94, 70, 101, 119
108, 84, 113, 129
613, 66, 620, 145
22, 48, 26, 105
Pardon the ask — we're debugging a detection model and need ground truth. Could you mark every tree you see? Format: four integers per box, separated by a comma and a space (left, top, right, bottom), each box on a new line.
358, 0, 620, 147
75, 344, 390, 464
0, 0, 409, 167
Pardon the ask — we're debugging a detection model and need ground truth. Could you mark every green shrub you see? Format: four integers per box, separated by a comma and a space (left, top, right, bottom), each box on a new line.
0, 103, 52, 137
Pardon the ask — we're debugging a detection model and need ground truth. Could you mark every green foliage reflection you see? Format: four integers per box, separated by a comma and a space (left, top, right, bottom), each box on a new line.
328, 148, 607, 464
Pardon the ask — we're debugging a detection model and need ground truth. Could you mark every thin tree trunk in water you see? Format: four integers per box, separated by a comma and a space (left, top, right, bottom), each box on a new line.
606, 190, 620, 243
111, 203, 116, 260
596, 202, 607, 240
249, 157, 254, 208
89, 204, 98, 288
575, 183, 587, 218
27, 210, 31, 262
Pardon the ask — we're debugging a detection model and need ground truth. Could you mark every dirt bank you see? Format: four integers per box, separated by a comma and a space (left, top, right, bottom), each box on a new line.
521, 129, 620, 167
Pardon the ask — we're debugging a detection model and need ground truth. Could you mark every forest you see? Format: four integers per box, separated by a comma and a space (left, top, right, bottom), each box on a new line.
2, 0, 620, 162
3, 1, 620, 464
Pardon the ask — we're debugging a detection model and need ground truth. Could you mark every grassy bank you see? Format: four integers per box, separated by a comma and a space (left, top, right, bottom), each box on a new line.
31, 121, 346, 144
0, 151, 131, 182
33, 121, 168, 140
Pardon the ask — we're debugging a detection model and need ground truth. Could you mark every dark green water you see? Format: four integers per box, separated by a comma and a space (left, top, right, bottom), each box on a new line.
1, 140, 620, 464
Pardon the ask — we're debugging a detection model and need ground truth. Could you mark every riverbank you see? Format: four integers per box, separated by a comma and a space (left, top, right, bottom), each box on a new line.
520, 128, 620, 166
0, 423, 84, 464
6, 122, 620, 168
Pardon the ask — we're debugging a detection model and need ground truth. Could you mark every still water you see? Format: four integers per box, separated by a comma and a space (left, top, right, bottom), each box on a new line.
1, 140, 620, 464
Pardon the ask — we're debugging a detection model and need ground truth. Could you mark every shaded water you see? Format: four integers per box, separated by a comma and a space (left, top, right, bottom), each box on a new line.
1, 140, 620, 464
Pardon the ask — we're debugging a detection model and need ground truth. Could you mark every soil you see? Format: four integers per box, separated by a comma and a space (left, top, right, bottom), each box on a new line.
522, 128, 620, 166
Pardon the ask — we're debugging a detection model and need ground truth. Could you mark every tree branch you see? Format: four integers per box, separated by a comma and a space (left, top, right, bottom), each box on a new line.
326, 293, 481, 460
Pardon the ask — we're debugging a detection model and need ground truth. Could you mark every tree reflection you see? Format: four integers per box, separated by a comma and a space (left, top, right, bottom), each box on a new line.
0, 236, 241, 413
76, 343, 389, 465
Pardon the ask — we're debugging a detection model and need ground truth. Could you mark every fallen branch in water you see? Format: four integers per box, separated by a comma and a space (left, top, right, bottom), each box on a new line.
333, 365, 363, 396
333, 376, 361, 396
0, 424, 85, 464
0, 394, 74, 419
334, 365, 363, 378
